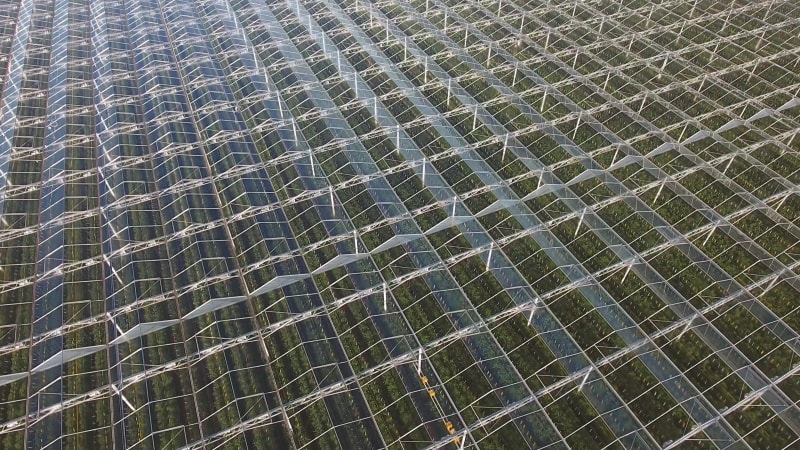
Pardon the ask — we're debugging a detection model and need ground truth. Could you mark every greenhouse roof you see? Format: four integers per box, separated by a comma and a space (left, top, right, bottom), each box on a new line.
0, 0, 799, 448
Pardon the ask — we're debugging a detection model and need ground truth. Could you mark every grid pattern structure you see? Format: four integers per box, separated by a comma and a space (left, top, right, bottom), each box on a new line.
0, 0, 799, 448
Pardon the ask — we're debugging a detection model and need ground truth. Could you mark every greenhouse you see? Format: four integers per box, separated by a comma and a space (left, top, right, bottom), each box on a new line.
0, 0, 798, 448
